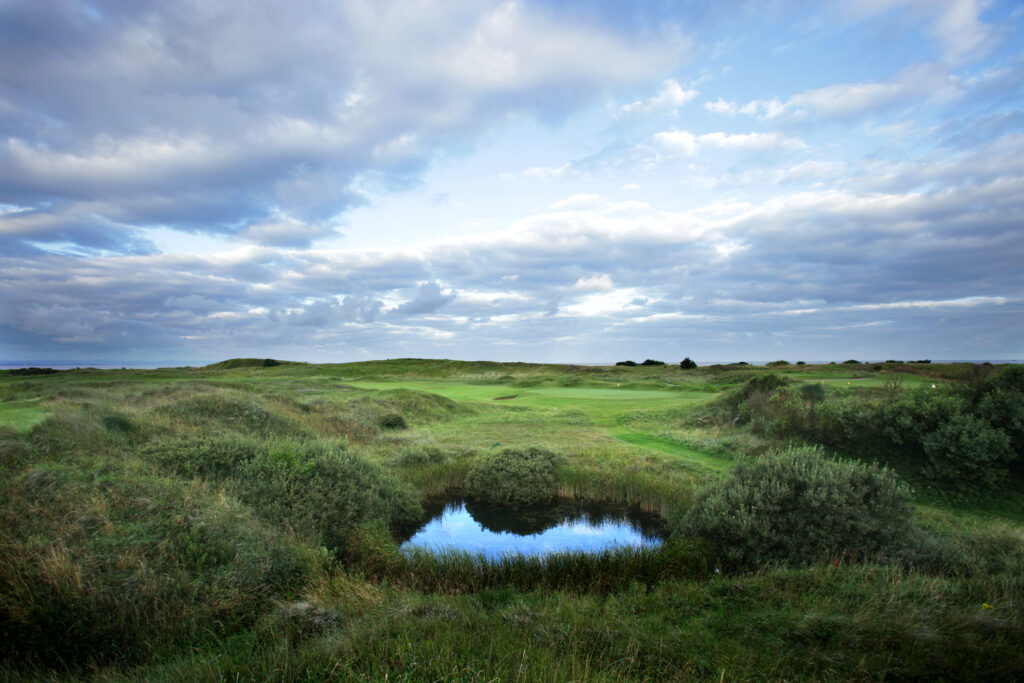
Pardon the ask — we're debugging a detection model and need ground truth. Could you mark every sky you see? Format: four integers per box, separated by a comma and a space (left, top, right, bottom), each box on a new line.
1, 0, 1023, 365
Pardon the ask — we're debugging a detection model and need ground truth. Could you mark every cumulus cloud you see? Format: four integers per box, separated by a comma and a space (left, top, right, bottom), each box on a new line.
620, 79, 698, 114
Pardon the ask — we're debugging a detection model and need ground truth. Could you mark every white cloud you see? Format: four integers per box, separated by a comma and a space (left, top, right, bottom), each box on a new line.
710, 63, 959, 123
572, 274, 615, 292
652, 130, 807, 156
845, 0, 996, 62
620, 79, 698, 114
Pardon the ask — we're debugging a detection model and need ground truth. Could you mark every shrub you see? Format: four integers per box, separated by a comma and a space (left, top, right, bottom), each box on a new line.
145, 437, 421, 551
397, 444, 446, 467
674, 445, 917, 570
640, 359, 665, 366
237, 442, 421, 551
799, 382, 826, 402
679, 357, 697, 370
464, 447, 564, 505
920, 414, 1015, 496
615, 360, 637, 367
378, 412, 408, 430
766, 360, 790, 366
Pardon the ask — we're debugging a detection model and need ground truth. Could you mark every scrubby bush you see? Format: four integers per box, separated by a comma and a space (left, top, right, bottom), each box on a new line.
766, 360, 790, 367
237, 442, 421, 551
145, 437, 421, 551
615, 360, 637, 367
674, 446, 917, 570
464, 447, 564, 505
378, 412, 408, 430
680, 357, 697, 370
921, 414, 1014, 496
640, 359, 665, 366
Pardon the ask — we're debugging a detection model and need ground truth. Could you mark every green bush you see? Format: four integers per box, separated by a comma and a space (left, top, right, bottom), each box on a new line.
378, 412, 408, 429
237, 442, 421, 551
921, 414, 1015, 496
679, 357, 697, 370
464, 447, 563, 505
145, 437, 421, 551
674, 446, 917, 570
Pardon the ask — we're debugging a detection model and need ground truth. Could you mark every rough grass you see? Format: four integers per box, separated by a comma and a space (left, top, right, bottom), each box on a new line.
0, 359, 1022, 680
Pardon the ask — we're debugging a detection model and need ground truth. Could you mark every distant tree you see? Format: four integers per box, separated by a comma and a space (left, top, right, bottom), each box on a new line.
641, 359, 666, 366
680, 357, 697, 370
615, 360, 637, 367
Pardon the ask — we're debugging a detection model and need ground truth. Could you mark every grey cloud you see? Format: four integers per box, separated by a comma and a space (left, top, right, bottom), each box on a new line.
0, 0, 684, 252
391, 282, 457, 316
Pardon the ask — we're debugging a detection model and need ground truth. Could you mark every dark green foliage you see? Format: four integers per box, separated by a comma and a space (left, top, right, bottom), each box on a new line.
843, 359, 859, 364
203, 358, 299, 369
378, 412, 408, 429
680, 357, 697, 370
237, 442, 421, 551
921, 414, 1014, 495
799, 382, 826, 402
615, 360, 637, 366
978, 388, 1024, 454
675, 446, 917, 570
101, 414, 135, 434
145, 437, 421, 551
464, 447, 563, 505
767, 360, 790, 366
5, 367, 60, 376
640, 359, 665, 366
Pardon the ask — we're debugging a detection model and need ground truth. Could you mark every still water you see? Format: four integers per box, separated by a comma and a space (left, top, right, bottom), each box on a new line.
396, 497, 665, 559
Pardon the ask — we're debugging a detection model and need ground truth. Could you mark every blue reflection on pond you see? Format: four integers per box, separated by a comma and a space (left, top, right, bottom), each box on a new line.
397, 498, 665, 559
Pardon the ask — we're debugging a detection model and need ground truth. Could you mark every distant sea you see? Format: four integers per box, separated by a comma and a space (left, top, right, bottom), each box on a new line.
0, 360, 214, 370
2, 359, 1021, 370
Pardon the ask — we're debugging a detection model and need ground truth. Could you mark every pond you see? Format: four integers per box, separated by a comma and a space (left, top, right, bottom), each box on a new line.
395, 497, 666, 559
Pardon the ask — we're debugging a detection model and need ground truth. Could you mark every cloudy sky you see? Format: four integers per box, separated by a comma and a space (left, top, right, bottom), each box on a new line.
2, 0, 1022, 364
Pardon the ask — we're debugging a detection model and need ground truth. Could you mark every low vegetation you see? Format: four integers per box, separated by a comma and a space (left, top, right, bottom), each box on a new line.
464, 447, 564, 505
676, 445, 919, 570
0, 358, 1021, 680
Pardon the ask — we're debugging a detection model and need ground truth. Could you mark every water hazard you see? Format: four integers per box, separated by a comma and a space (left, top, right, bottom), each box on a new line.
396, 497, 666, 559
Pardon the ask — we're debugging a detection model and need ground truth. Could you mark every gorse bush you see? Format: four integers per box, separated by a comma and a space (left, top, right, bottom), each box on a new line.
464, 447, 564, 505
674, 446, 918, 570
